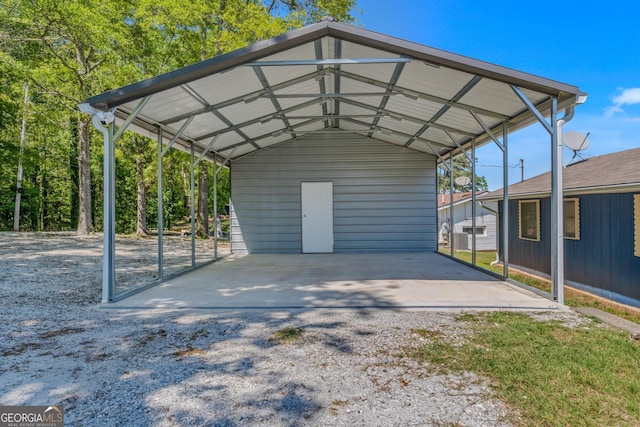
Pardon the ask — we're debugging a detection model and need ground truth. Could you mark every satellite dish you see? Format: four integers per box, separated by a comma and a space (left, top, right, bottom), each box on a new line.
454, 176, 471, 187
563, 131, 591, 165
563, 131, 590, 151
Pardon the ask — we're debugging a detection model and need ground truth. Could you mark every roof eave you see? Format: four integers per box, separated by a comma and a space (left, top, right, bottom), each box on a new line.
480, 182, 640, 201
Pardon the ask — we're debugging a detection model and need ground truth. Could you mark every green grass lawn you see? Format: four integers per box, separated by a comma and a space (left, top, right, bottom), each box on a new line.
439, 249, 640, 325
409, 312, 640, 426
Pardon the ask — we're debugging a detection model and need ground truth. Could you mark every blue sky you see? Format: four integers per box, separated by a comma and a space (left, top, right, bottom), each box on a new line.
355, 0, 640, 190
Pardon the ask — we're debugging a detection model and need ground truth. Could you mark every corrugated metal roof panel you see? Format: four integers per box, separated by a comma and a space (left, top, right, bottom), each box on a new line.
222, 143, 254, 158
340, 40, 403, 61
383, 96, 442, 122
254, 134, 290, 151
340, 62, 397, 85
183, 113, 227, 140
461, 79, 545, 116
240, 120, 283, 139
396, 61, 475, 100
213, 132, 246, 150
436, 108, 484, 135
83, 21, 585, 164
186, 66, 263, 105
128, 87, 200, 123
218, 98, 276, 124
421, 128, 454, 147
377, 116, 423, 136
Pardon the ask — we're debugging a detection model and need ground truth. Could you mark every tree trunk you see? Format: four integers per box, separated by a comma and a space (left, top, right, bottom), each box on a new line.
76, 117, 92, 235
135, 156, 148, 237
69, 117, 79, 230
196, 165, 209, 237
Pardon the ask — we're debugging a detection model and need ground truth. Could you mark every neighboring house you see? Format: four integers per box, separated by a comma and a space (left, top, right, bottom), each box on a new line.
481, 148, 640, 308
437, 192, 497, 251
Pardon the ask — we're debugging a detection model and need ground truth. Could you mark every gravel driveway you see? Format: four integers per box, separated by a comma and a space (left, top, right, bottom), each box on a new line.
0, 233, 582, 426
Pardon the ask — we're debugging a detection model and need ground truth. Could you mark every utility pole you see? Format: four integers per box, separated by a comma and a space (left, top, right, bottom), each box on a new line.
519, 158, 524, 182
13, 82, 29, 231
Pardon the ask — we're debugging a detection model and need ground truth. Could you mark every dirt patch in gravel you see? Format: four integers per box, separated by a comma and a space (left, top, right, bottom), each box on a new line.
0, 232, 587, 426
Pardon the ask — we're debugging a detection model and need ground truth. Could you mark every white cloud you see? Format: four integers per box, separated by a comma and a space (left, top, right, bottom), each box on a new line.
612, 87, 640, 105
605, 87, 640, 118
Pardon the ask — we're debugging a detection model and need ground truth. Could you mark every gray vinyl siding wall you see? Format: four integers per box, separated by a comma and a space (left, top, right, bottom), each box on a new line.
230, 134, 436, 254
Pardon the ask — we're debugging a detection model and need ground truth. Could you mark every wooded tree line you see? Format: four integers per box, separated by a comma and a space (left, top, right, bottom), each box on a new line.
0, 0, 356, 235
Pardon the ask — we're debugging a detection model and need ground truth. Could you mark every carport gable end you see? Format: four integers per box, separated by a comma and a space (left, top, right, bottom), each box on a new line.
79, 19, 586, 302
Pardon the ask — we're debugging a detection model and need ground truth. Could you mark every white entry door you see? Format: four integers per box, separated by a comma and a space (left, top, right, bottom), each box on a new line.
301, 182, 334, 253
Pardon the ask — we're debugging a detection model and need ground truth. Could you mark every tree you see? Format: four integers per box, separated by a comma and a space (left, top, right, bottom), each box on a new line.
438, 157, 488, 194
1, 0, 137, 235
0, 0, 358, 234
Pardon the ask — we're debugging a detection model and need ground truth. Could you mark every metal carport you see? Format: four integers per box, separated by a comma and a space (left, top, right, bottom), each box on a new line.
80, 18, 586, 303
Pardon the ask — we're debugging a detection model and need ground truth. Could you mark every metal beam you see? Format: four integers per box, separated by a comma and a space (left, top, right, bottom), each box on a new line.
162, 70, 323, 125
94, 117, 116, 303
244, 57, 412, 66
510, 85, 553, 135
190, 143, 196, 267
337, 70, 509, 120
193, 135, 220, 168
253, 66, 297, 138
469, 110, 502, 148
449, 154, 455, 256
213, 160, 218, 260
339, 97, 477, 138
314, 39, 330, 128
194, 98, 320, 142
258, 92, 403, 98
502, 121, 509, 279
334, 39, 342, 128
162, 116, 194, 157
182, 84, 259, 150
426, 142, 449, 168
404, 76, 482, 148
112, 96, 151, 144
444, 129, 473, 163
368, 62, 406, 137
471, 138, 477, 266
342, 117, 453, 149
157, 127, 164, 281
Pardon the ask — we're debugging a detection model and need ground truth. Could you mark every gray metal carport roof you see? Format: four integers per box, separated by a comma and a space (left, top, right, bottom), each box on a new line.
80, 18, 586, 304
82, 18, 585, 164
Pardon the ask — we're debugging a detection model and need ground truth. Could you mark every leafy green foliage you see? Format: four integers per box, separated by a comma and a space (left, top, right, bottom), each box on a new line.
438, 156, 489, 193
0, 0, 358, 232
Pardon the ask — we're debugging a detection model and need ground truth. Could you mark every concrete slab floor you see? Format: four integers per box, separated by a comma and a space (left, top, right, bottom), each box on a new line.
105, 253, 566, 312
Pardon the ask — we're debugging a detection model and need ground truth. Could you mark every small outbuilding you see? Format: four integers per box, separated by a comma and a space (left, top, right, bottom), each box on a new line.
481, 148, 640, 307
80, 19, 586, 302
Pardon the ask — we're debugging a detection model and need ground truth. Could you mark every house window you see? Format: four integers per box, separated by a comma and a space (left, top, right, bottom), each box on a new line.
635, 195, 640, 257
462, 226, 486, 236
519, 200, 540, 241
564, 198, 580, 240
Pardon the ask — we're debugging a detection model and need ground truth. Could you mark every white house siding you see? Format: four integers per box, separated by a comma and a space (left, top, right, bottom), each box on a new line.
438, 200, 497, 251
230, 133, 436, 254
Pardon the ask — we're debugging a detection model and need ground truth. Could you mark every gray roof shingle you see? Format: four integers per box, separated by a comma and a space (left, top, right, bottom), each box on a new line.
481, 147, 640, 199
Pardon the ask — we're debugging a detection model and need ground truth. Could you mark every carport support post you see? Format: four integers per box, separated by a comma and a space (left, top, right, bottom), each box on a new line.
550, 98, 564, 304
213, 161, 218, 259
471, 138, 477, 266
157, 128, 164, 281
101, 119, 115, 303
502, 122, 509, 279
449, 155, 454, 256
190, 143, 195, 267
